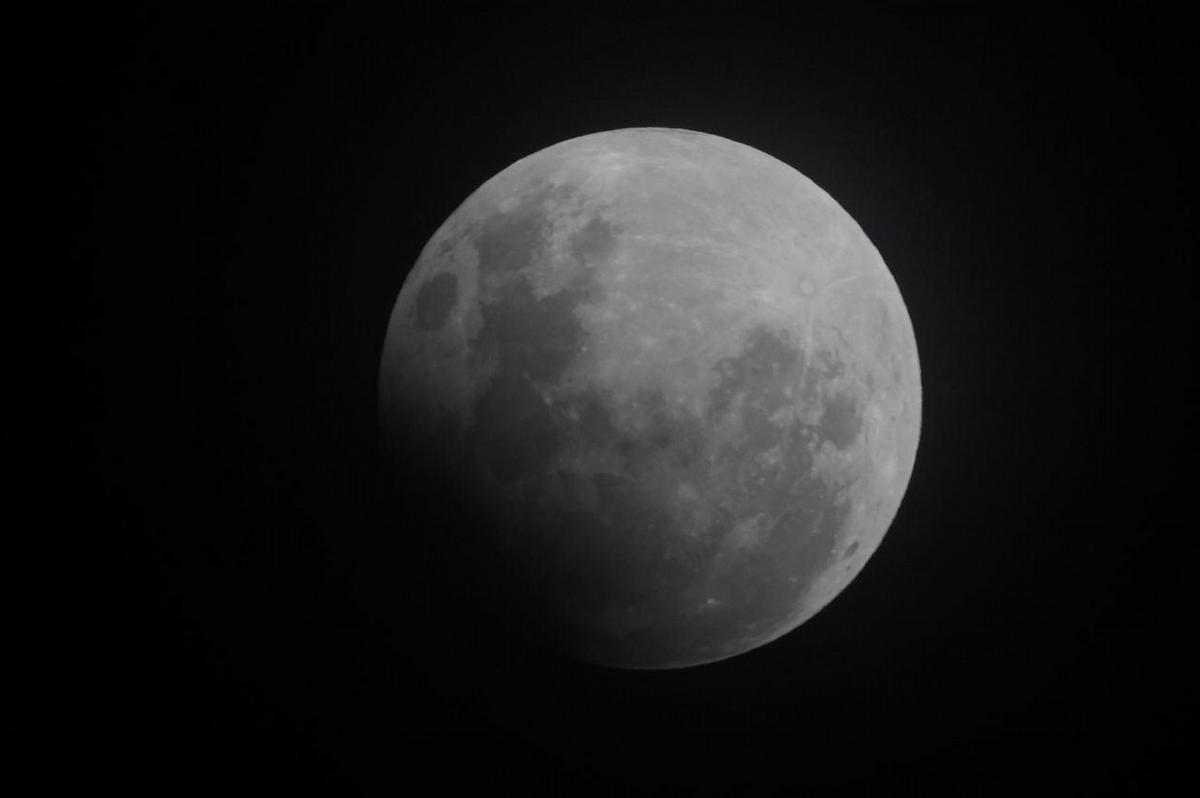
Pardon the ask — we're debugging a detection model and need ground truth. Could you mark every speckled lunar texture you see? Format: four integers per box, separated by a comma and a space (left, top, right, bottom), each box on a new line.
380, 128, 920, 669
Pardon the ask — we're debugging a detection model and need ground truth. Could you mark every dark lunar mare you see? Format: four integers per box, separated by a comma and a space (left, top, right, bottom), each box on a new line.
413, 273, 458, 331
464, 182, 610, 485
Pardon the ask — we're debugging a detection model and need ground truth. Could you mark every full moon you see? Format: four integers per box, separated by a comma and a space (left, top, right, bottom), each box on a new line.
379, 128, 920, 669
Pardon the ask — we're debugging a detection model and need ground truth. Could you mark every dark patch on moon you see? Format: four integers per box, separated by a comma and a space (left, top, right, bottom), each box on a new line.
844, 540, 860, 558
469, 273, 595, 483
473, 183, 573, 280
464, 195, 610, 485
708, 325, 803, 421
476, 209, 544, 277
413, 272, 458, 331
820, 392, 862, 449
570, 217, 619, 265
559, 386, 707, 480
475, 277, 586, 381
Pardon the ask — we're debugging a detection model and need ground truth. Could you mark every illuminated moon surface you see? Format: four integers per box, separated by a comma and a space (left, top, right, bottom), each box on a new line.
379, 128, 920, 669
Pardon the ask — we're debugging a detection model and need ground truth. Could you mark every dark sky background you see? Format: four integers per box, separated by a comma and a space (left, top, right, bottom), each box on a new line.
79, 6, 1190, 794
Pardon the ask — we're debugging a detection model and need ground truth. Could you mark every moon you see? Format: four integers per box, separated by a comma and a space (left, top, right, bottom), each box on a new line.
379, 128, 920, 669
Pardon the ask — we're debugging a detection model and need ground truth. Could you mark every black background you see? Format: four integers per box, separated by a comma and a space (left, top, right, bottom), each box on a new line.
76, 6, 1190, 794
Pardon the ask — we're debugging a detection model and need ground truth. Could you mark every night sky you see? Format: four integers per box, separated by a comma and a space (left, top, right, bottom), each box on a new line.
78, 7, 1189, 793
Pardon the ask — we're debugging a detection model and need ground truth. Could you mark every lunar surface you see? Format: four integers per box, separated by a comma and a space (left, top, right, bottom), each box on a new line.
379, 128, 920, 669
